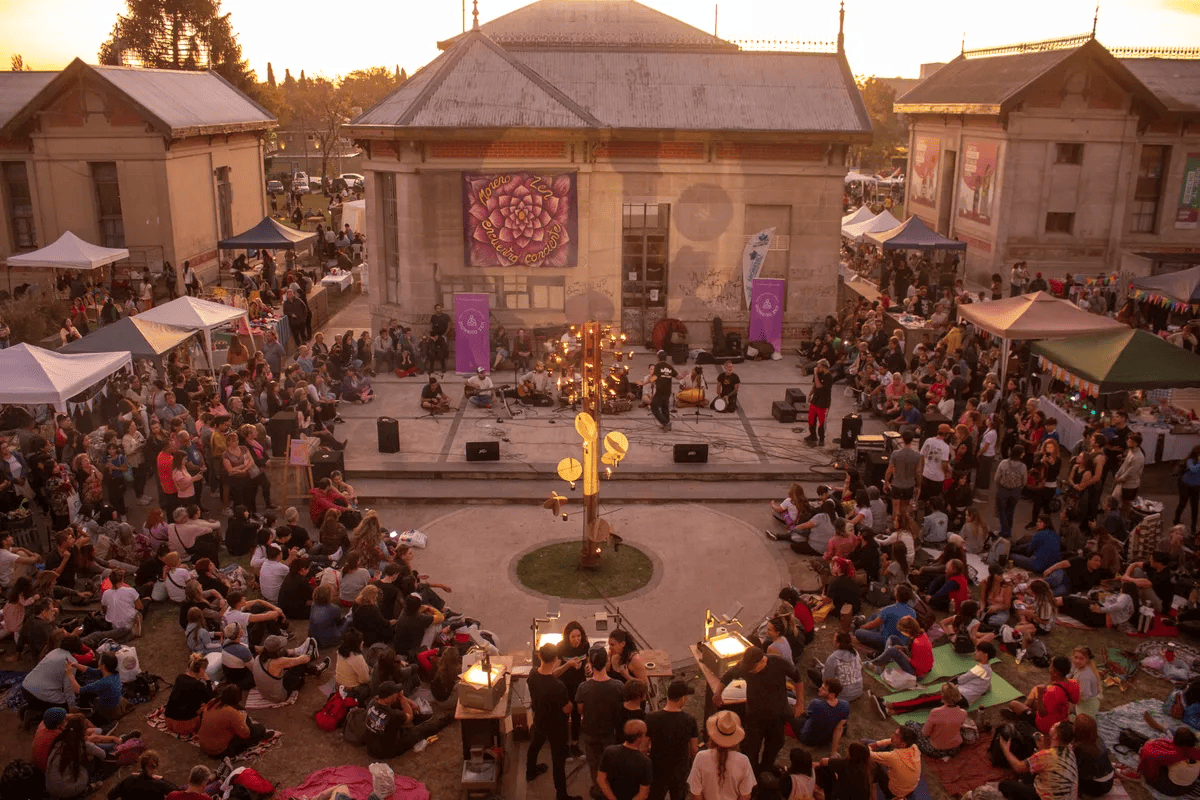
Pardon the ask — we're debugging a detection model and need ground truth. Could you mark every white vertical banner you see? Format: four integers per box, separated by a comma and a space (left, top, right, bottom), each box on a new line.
741, 227, 776, 308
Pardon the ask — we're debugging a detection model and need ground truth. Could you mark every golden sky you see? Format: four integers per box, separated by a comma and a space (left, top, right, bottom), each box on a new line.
2, 0, 1199, 81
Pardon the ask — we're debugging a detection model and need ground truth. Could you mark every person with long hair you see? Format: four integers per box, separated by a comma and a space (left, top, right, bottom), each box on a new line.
867, 615, 932, 679
106, 749, 177, 800
816, 740, 873, 800
197, 683, 268, 757
429, 645, 462, 705
1071, 714, 1114, 798
371, 645, 418, 699
783, 499, 837, 555
349, 584, 391, 647
1012, 578, 1058, 657
337, 552, 371, 607
45, 714, 103, 798
279, 557, 315, 620
163, 653, 215, 735
555, 620, 589, 755
351, 510, 387, 569
334, 629, 371, 699
771, 484, 810, 528
607, 629, 648, 687
1069, 646, 1103, 719
687, 710, 755, 800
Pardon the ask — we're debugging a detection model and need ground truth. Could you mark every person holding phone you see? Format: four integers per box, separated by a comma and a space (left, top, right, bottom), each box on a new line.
556, 621, 590, 758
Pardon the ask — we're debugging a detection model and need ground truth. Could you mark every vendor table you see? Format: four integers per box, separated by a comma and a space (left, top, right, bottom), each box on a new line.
455, 655, 514, 760
884, 311, 939, 359
320, 272, 353, 292
1035, 395, 1200, 464
689, 644, 744, 720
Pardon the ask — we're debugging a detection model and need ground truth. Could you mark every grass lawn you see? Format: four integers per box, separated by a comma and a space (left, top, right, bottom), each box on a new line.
516, 541, 654, 599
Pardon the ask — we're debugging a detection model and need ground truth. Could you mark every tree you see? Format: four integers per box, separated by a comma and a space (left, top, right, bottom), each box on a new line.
855, 76, 905, 173
266, 62, 275, 88
283, 68, 294, 89
340, 67, 403, 115
10, 54, 30, 71
97, 0, 258, 95
288, 75, 353, 182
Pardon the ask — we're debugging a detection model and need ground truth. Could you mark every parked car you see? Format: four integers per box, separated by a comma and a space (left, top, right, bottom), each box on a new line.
291, 172, 310, 194
266, 179, 284, 194
339, 173, 364, 184
309, 177, 323, 192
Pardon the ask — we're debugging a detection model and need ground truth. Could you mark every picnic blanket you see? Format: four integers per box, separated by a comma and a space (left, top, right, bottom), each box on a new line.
1127, 614, 1182, 638
1057, 614, 1097, 630
282, 766, 429, 800
0, 669, 28, 712
874, 774, 932, 800
145, 705, 283, 762
1134, 640, 1200, 683
1096, 699, 1200, 800
886, 673, 1024, 726
920, 644, 1001, 684
922, 733, 1010, 796
245, 689, 300, 710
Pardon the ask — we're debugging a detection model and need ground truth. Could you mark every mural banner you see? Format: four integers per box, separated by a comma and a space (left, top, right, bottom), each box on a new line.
454, 293, 490, 374
910, 136, 940, 208
463, 172, 578, 267
957, 138, 1000, 226
741, 227, 776, 308
1175, 152, 1200, 230
748, 278, 786, 352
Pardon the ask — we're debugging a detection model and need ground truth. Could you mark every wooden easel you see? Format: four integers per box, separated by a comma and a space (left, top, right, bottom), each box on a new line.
281, 436, 313, 506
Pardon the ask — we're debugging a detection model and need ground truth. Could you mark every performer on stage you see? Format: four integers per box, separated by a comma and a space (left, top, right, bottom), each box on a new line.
421, 376, 451, 413
556, 364, 581, 406
517, 363, 553, 406
428, 303, 450, 372
711, 360, 740, 413
465, 367, 495, 408
650, 350, 679, 431
806, 359, 832, 446
676, 365, 707, 407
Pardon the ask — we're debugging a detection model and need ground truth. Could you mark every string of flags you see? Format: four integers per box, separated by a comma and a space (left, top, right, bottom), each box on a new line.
1129, 288, 1200, 316
1036, 355, 1101, 398
66, 381, 109, 416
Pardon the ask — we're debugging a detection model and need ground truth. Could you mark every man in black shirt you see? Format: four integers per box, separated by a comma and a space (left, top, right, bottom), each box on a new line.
575, 649, 625, 793
421, 376, 451, 413
649, 351, 678, 431
363, 681, 451, 758
715, 646, 803, 773
1044, 552, 1112, 598
806, 360, 833, 446
711, 361, 740, 413
429, 304, 450, 372
391, 593, 434, 658
526, 644, 581, 800
598, 719, 652, 800
1122, 551, 1176, 612
646, 680, 699, 800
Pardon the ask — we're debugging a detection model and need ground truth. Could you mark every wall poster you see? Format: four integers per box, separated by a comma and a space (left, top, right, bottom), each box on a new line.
910, 136, 941, 208
957, 138, 1000, 226
1175, 152, 1200, 230
463, 172, 578, 267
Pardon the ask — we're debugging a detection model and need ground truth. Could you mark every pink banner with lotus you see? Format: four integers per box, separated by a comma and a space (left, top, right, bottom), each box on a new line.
748, 278, 785, 352
463, 172, 578, 267
454, 293, 491, 374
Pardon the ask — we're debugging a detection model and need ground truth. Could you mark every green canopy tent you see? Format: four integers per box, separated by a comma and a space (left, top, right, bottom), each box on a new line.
1031, 328, 1200, 396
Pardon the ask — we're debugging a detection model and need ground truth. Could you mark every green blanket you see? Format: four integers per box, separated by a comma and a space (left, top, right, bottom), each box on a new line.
884, 673, 1024, 726
920, 644, 1001, 684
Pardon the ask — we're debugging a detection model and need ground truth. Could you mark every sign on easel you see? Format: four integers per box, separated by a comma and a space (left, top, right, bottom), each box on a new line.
281, 436, 313, 506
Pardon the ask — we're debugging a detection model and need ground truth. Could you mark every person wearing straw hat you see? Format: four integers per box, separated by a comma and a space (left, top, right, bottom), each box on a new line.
686, 710, 756, 800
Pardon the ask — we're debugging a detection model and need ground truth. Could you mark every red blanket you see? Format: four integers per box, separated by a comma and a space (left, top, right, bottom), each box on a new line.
922, 734, 1012, 796
1125, 614, 1180, 638
282, 766, 429, 800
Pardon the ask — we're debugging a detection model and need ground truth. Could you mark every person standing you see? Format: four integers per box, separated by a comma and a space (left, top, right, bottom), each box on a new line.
182, 261, 198, 297
650, 350, 678, 431
1010, 262, 1028, 297
526, 644, 581, 800
917, 424, 952, 499
884, 430, 920, 516
429, 304, 450, 372
576, 649, 625, 795
261, 331, 286, 381
282, 290, 309, 346
714, 646, 803, 774
806, 360, 833, 446
976, 414, 998, 498
645, 680, 699, 800
597, 719, 653, 800
994, 445, 1028, 540
687, 711, 756, 800
1111, 432, 1144, 520
711, 361, 740, 413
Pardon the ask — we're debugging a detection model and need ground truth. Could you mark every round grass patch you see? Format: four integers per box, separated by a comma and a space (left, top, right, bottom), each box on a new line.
515, 541, 654, 600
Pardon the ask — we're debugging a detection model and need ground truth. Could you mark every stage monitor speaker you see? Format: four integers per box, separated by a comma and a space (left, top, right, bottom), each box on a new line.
310, 449, 345, 484
922, 411, 951, 441
771, 401, 797, 424
785, 388, 808, 407
465, 441, 500, 462
673, 443, 709, 463
839, 413, 862, 448
267, 411, 298, 457
859, 452, 889, 489
377, 417, 400, 453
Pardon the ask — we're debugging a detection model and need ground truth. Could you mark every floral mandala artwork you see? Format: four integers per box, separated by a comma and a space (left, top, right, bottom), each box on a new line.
463, 172, 578, 268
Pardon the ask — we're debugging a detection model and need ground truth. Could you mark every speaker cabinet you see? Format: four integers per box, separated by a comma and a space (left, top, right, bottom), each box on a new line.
785, 388, 808, 408
839, 413, 862, 448
465, 441, 500, 462
673, 443, 709, 463
771, 401, 797, 424
377, 417, 400, 453
267, 411, 298, 457
310, 449, 345, 484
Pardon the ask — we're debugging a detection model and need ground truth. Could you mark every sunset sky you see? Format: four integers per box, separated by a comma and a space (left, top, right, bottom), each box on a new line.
3, 0, 1199, 82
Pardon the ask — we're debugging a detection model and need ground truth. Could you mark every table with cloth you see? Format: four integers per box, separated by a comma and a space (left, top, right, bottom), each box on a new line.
1035, 395, 1200, 464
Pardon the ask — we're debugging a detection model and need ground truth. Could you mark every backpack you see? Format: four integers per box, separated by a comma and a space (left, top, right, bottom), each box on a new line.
111, 737, 147, 765
987, 537, 1011, 569
990, 722, 1037, 767
911, 596, 937, 632
342, 707, 368, 745
865, 582, 891, 608
314, 689, 358, 731
952, 630, 975, 654
0, 759, 42, 800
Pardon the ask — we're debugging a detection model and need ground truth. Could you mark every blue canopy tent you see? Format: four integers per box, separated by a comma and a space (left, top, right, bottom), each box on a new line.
866, 215, 968, 251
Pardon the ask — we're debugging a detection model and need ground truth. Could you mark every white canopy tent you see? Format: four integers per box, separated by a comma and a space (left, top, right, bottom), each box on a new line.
844, 171, 878, 185
0, 343, 132, 412
135, 296, 249, 372
6, 231, 129, 270
842, 209, 902, 242
341, 199, 367, 236
841, 206, 875, 228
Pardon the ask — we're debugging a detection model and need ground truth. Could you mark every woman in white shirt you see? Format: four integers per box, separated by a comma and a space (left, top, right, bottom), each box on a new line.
688, 711, 756, 800
161, 551, 192, 603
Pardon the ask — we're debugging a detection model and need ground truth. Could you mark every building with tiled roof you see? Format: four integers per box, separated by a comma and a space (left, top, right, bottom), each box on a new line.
346, 0, 871, 346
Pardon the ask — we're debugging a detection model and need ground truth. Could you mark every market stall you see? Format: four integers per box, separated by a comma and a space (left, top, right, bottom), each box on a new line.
217, 216, 317, 285
5, 230, 129, 296
866, 215, 968, 253
842, 209, 902, 243
59, 316, 200, 368
0, 343, 132, 412
1129, 264, 1200, 314
1031, 328, 1200, 462
135, 296, 250, 373
842, 205, 875, 228
956, 291, 1127, 383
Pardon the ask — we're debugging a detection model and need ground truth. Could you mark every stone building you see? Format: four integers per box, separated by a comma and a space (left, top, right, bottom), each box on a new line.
0, 58, 275, 283
896, 37, 1200, 284
346, 0, 870, 347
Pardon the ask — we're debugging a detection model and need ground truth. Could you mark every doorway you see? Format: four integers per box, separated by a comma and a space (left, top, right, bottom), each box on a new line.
621, 203, 670, 345
937, 150, 957, 236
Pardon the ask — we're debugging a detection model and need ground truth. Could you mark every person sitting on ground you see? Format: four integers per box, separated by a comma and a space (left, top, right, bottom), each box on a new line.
107, 749, 177, 800
997, 720, 1079, 800
906, 683, 968, 758
163, 653, 214, 735
1012, 515, 1062, 574
1044, 551, 1114, 599
421, 376, 451, 413
363, 680, 453, 758
278, 557, 315, 621
771, 484, 811, 528
816, 741, 873, 800
1007, 655, 1080, 735
45, 714, 105, 799
250, 634, 328, 704
942, 600, 996, 647
867, 726, 922, 800
782, 499, 838, 555
1072, 714, 1114, 799
797, 679, 850, 751
334, 629, 372, 700
1138, 725, 1200, 797
866, 615, 932, 679
465, 367, 494, 408
926, 558, 970, 612
1010, 579, 1058, 659
309, 584, 349, 648
854, 584, 915, 656
807, 631, 862, 702
874, 641, 996, 722
76, 651, 129, 725
197, 683, 268, 758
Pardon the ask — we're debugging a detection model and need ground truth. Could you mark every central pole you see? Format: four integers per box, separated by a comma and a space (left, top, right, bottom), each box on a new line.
580, 321, 603, 569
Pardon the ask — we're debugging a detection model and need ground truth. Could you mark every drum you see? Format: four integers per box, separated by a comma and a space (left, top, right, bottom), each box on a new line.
712, 396, 727, 412
677, 388, 705, 405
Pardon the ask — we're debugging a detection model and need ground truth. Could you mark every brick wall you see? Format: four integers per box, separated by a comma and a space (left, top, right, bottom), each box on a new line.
428, 141, 566, 159
715, 142, 824, 161
594, 141, 704, 159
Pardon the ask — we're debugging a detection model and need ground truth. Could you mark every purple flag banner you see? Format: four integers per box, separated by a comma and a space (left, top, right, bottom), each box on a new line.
454, 294, 490, 374
748, 278, 785, 352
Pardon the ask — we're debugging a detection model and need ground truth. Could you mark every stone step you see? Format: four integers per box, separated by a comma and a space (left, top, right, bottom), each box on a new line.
350, 477, 794, 505
344, 460, 840, 483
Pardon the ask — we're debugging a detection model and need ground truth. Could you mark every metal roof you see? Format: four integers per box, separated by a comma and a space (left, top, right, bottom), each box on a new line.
2, 58, 274, 139
1120, 58, 1200, 113
440, 0, 738, 52
353, 33, 870, 134
895, 49, 1074, 114
0, 72, 56, 128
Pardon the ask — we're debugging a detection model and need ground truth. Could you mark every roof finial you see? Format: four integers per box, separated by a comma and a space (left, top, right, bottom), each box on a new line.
961, 32, 966, 54
837, 1, 845, 54
1091, 1, 1099, 39
472, 0, 480, 31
